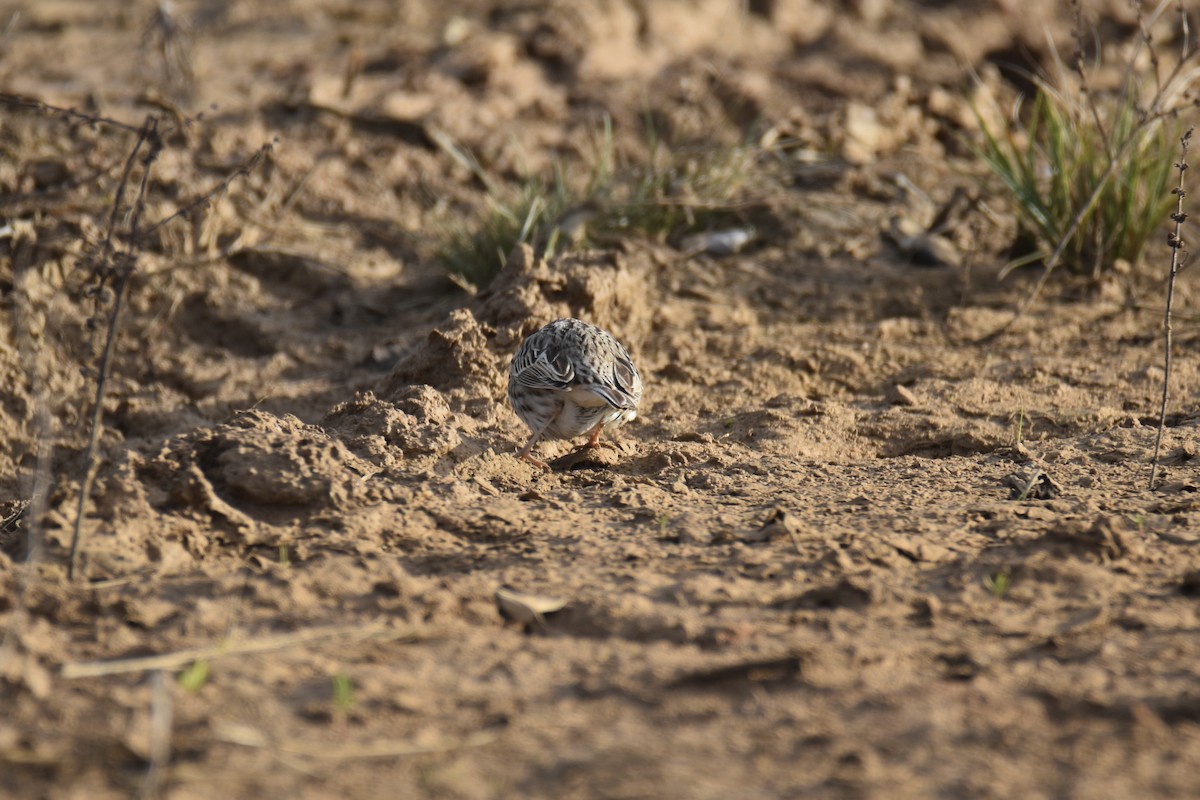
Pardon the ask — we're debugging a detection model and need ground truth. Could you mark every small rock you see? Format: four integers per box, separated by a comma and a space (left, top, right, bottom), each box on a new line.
890, 535, 954, 563
680, 227, 755, 256
888, 384, 918, 406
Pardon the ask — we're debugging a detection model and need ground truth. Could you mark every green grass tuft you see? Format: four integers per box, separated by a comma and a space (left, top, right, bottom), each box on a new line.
984, 569, 1012, 600
975, 75, 1181, 278
971, 10, 1197, 282
435, 117, 764, 288
332, 671, 356, 712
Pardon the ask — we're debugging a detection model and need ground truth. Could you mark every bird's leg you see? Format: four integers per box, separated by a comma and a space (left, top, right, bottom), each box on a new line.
517, 431, 550, 470
586, 420, 604, 448
517, 414, 556, 470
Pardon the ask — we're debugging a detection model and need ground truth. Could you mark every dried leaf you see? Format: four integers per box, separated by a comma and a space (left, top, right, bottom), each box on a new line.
495, 585, 567, 627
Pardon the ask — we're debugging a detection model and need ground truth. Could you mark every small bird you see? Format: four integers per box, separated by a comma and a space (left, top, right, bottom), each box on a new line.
508, 318, 643, 469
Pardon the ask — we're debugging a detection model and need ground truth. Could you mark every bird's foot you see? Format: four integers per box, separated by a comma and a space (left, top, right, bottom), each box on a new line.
519, 451, 551, 471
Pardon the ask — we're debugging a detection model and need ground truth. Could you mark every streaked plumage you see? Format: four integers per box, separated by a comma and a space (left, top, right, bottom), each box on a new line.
508, 318, 642, 468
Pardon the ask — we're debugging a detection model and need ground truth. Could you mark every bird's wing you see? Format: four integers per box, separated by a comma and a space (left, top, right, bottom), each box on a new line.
512, 343, 576, 391
612, 355, 642, 407
571, 355, 641, 410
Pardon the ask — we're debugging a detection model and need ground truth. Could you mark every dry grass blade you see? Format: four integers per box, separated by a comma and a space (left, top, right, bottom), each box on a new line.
60, 619, 428, 678
213, 723, 497, 760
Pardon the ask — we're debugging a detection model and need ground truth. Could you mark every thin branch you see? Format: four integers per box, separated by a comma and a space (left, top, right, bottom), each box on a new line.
67, 115, 163, 580
0, 92, 144, 134
0, 155, 129, 209
0, 92, 195, 139
1150, 126, 1191, 490
8, 89, 273, 581
1071, 0, 1113, 156
1132, 0, 1165, 97
142, 142, 274, 239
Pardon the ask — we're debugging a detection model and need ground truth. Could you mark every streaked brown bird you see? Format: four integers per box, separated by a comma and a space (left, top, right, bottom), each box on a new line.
508, 318, 643, 469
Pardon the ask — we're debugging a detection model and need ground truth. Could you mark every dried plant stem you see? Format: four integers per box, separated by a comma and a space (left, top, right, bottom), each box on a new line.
67, 269, 132, 580
67, 116, 162, 580
143, 142, 274, 239
0, 91, 191, 138
1149, 127, 1192, 490
7, 97, 272, 580
1070, 0, 1112, 156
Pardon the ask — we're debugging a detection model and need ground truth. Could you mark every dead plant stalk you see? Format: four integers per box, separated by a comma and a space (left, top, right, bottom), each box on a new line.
60, 119, 271, 579
68, 115, 162, 580
1149, 126, 1192, 490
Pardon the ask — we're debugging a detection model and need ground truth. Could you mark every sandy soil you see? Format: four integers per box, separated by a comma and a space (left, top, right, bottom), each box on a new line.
3, 1, 1200, 797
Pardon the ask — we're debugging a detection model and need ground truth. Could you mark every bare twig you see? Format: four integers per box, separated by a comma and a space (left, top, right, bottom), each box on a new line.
0, 92, 197, 140
142, 142, 274, 239
1149, 126, 1192, 490
0, 154, 130, 209
67, 115, 162, 580
0, 92, 144, 134
1131, 0, 1165, 96
1071, 0, 1113, 156
62, 121, 270, 578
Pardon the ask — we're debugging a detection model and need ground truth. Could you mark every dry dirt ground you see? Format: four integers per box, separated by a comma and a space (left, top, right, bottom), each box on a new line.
3, 1, 1200, 798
